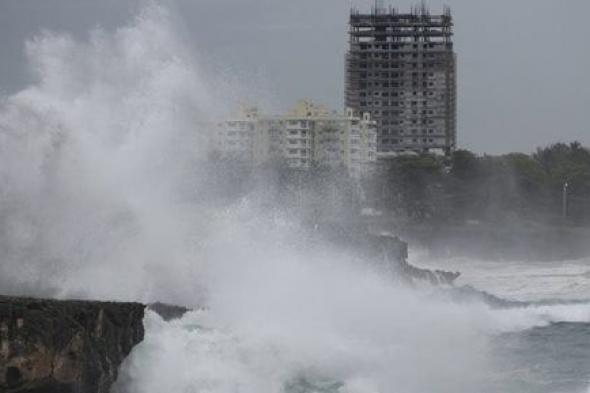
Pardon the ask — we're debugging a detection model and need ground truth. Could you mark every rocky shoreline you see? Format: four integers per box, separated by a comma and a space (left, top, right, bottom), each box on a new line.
0, 232, 458, 393
0, 296, 144, 393
315, 222, 460, 285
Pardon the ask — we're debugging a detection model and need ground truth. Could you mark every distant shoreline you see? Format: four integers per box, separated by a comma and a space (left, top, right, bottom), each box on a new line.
395, 222, 590, 261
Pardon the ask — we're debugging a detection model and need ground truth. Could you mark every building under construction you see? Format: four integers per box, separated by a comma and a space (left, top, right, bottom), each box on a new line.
345, 3, 456, 156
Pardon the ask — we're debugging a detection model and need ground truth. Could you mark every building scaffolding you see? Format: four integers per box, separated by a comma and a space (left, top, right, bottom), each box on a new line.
346, 3, 457, 155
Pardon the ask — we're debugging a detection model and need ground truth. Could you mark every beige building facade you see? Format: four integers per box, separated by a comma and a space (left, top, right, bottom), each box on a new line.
215, 100, 377, 179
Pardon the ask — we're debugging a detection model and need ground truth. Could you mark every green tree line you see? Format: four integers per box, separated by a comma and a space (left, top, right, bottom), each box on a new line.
367, 142, 590, 225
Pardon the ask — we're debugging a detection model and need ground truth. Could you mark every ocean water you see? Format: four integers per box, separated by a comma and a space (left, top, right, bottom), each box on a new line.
412, 254, 590, 302
110, 254, 590, 393
0, 3, 588, 392
413, 254, 590, 393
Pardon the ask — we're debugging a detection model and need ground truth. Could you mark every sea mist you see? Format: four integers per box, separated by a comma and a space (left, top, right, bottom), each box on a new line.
1, 3, 589, 393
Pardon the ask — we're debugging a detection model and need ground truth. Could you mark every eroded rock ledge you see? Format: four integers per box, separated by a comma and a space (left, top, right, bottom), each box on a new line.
314, 222, 460, 285
0, 296, 144, 393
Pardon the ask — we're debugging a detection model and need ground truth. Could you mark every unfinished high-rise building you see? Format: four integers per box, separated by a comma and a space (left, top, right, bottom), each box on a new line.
345, 3, 456, 156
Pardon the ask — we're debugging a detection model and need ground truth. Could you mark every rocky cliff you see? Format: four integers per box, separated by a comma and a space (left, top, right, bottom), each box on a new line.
362, 232, 460, 285
0, 296, 144, 393
314, 222, 460, 285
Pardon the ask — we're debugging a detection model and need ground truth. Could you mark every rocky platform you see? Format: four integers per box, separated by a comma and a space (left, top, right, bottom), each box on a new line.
0, 296, 144, 393
314, 222, 460, 285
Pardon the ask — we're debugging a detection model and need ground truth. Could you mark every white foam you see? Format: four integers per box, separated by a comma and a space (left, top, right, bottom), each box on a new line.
411, 251, 590, 302
485, 303, 590, 333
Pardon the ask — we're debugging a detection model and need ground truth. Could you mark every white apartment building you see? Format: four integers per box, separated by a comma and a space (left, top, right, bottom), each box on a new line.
214, 105, 259, 162
215, 101, 377, 179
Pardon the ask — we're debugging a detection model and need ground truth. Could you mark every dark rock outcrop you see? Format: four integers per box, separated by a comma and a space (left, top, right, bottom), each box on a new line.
0, 296, 144, 393
147, 302, 190, 321
313, 222, 460, 285
367, 232, 460, 285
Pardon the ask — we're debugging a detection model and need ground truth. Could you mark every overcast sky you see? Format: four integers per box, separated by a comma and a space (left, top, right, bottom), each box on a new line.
1, 0, 589, 154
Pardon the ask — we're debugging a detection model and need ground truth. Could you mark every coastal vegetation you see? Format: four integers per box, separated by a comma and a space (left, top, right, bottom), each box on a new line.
368, 142, 590, 226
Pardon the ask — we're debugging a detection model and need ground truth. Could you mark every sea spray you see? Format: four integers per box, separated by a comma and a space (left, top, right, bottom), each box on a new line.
115, 242, 590, 393
1, 3, 589, 393
0, 3, 219, 303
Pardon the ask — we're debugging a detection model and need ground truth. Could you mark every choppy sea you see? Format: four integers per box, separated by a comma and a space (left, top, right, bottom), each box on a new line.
414, 254, 590, 393
113, 254, 590, 393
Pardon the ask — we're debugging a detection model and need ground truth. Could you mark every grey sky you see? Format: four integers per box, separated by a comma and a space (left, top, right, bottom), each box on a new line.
0, 0, 589, 154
